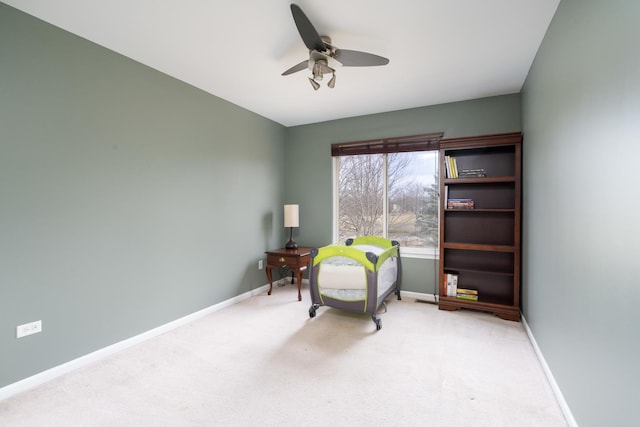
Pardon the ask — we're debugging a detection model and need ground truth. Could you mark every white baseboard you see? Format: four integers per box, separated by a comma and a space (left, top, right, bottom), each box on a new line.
401, 290, 438, 303
521, 313, 578, 427
0, 284, 270, 402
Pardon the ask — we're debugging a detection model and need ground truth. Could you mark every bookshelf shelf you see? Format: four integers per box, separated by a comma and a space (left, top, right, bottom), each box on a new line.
444, 208, 515, 213
439, 132, 522, 321
439, 295, 516, 314
444, 176, 516, 184
442, 242, 515, 252
444, 267, 515, 277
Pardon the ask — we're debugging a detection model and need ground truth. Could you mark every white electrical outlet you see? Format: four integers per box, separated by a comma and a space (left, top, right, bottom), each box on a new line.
258, 260, 264, 270
17, 320, 42, 338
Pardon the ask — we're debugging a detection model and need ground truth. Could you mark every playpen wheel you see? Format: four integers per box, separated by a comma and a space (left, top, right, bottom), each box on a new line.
309, 307, 316, 318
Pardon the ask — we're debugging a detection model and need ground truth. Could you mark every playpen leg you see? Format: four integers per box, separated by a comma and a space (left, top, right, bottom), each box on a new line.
371, 315, 382, 331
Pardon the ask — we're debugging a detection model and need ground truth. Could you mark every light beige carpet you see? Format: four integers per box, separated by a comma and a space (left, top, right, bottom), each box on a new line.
0, 283, 567, 426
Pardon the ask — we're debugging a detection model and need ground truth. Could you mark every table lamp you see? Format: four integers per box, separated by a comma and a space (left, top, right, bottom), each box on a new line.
284, 204, 299, 249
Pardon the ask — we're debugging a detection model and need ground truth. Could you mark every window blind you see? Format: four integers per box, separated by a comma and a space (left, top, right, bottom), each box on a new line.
331, 132, 443, 157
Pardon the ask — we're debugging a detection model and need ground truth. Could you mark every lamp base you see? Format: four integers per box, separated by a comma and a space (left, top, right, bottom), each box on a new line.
285, 240, 298, 250
285, 226, 298, 249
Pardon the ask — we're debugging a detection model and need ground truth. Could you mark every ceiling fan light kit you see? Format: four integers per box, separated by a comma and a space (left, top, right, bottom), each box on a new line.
282, 4, 389, 90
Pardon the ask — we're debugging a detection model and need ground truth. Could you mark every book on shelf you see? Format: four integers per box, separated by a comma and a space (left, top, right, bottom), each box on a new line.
456, 288, 478, 301
444, 155, 451, 178
444, 155, 459, 178
458, 168, 486, 178
447, 198, 474, 209
445, 273, 458, 297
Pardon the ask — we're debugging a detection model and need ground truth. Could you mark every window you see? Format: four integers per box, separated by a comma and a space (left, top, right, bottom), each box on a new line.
332, 133, 442, 258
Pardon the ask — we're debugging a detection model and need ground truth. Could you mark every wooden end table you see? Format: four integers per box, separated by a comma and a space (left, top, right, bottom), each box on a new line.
265, 247, 312, 301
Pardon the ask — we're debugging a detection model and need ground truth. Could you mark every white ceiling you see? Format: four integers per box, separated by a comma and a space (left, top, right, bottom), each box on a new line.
3, 0, 560, 127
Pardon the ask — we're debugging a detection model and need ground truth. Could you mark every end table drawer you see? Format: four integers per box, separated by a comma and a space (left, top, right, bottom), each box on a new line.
267, 254, 303, 269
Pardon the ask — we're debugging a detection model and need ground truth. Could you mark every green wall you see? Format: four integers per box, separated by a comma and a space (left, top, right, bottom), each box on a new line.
521, 0, 639, 425
0, 4, 286, 388
285, 95, 522, 294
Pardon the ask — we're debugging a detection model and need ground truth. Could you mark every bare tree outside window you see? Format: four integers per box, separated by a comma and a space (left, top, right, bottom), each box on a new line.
337, 152, 439, 250
338, 154, 384, 240
388, 152, 439, 249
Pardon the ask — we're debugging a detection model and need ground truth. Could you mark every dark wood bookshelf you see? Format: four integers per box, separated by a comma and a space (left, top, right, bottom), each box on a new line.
439, 132, 522, 321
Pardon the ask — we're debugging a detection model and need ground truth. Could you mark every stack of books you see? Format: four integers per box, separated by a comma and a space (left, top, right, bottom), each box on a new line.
456, 288, 478, 301
458, 168, 486, 177
447, 198, 475, 209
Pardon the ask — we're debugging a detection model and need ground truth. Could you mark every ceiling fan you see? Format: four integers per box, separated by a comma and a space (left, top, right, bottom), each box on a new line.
282, 3, 390, 90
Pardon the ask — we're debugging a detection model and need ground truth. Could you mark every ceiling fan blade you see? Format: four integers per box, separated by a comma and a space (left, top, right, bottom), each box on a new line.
282, 60, 309, 76
290, 4, 327, 52
333, 49, 389, 66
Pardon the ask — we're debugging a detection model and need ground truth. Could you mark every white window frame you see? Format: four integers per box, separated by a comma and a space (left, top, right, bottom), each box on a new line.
332, 155, 440, 260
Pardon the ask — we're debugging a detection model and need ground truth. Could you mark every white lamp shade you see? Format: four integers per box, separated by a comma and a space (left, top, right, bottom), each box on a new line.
284, 204, 299, 227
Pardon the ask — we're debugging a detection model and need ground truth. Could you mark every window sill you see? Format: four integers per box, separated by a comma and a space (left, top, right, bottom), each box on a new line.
398, 248, 439, 260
